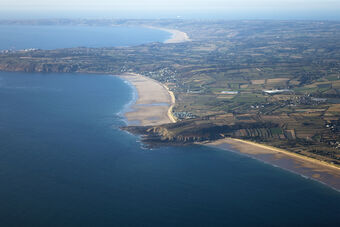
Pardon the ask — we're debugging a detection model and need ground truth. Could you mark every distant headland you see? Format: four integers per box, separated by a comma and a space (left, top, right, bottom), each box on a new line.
0, 18, 340, 191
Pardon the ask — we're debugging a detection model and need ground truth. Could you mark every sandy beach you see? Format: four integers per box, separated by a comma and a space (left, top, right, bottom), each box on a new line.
120, 73, 340, 190
145, 26, 191, 43
207, 138, 340, 191
162, 28, 191, 43
119, 73, 176, 126
119, 73, 340, 190
119, 73, 340, 191
117, 28, 187, 125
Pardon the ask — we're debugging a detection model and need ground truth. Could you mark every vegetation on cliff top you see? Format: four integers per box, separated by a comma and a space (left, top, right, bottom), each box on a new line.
1, 19, 340, 166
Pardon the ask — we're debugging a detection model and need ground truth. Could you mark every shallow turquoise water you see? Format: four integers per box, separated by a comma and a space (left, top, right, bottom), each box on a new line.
0, 26, 339, 226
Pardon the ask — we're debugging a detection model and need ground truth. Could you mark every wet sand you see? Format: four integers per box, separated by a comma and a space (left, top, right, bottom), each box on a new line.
206, 138, 340, 191
119, 73, 176, 126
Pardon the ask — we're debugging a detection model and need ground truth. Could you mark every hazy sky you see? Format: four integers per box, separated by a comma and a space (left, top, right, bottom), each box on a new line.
1, 0, 339, 10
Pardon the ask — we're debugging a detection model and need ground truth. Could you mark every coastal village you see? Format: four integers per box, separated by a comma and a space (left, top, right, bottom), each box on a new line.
1, 19, 340, 189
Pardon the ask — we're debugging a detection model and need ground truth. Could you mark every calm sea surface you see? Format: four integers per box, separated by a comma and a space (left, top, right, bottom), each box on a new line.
0, 26, 340, 226
0, 25, 169, 50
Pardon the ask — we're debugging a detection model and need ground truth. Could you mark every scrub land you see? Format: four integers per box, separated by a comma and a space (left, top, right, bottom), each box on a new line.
1, 19, 340, 189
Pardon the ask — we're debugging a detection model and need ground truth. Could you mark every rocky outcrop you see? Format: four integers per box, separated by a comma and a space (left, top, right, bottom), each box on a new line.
122, 121, 281, 146
0, 62, 79, 73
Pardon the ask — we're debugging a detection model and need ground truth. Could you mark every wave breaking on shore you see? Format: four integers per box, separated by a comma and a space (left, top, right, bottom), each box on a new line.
118, 73, 176, 126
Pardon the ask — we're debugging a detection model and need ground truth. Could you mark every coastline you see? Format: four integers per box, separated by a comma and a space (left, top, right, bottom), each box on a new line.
119, 72, 340, 191
206, 138, 340, 191
162, 28, 191, 44
119, 73, 176, 126
116, 27, 340, 192
146, 26, 191, 43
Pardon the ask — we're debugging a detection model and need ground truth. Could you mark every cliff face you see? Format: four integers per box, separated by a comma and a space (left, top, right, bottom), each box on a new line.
145, 126, 222, 143
0, 62, 79, 73
122, 125, 222, 144
122, 120, 280, 146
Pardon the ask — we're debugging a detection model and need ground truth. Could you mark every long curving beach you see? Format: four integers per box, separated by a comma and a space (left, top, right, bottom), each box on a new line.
117, 28, 340, 191
119, 73, 176, 126
121, 72, 340, 191
162, 28, 191, 43
146, 26, 191, 43
118, 28, 188, 126
207, 138, 340, 191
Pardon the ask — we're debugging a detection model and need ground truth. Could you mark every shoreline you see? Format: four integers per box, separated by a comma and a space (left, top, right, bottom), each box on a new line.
162, 28, 191, 44
206, 138, 340, 191
118, 73, 176, 126
162, 84, 177, 123
146, 26, 191, 44
119, 72, 340, 191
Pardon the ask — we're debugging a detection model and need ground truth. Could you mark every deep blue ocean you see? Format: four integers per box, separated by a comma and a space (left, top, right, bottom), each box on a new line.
0, 26, 340, 226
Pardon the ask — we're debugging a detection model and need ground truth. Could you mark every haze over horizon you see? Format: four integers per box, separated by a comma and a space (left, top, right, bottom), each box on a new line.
1, 0, 339, 10
0, 0, 339, 20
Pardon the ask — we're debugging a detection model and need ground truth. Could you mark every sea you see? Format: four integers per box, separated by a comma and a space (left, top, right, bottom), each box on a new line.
0, 25, 339, 226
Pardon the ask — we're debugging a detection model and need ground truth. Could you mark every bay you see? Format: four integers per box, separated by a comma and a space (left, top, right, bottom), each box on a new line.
0, 25, 170, 50
0, 26, 339, 226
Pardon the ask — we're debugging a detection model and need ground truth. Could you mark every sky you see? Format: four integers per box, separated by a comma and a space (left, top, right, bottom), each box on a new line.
0, 0, 339, 20
1, 0, 339, 10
